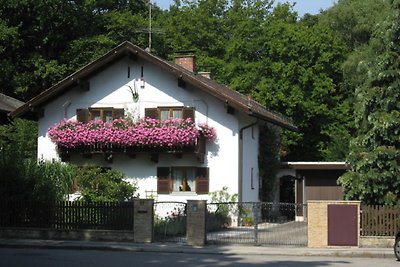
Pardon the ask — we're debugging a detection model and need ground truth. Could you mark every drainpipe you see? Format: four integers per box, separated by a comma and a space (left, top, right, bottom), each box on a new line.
238, 119, 259, 203
62, 100, 71, 118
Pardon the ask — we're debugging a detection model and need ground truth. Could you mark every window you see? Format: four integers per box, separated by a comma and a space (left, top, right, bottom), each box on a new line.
145, 107, 194, 121
76, 108, 124, 123
157, 167, 209, 194
173, 167, 195, 192
160, 108, 183, 121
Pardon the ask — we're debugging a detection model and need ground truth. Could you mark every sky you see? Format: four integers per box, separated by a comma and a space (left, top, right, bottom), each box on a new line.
153, 0, 337, 17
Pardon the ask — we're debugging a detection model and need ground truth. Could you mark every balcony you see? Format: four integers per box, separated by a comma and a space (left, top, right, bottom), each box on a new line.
58, 135, 206, 163
49, 118, 214, 163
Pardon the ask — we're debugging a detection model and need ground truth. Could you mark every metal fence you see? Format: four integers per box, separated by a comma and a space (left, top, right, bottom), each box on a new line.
0, 200, 134, 230
206, 202, 307, 246
153, 201, 187, 243
361, 205, 400, 236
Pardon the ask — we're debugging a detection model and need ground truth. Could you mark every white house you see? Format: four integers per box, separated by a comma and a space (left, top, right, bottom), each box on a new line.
11, 41, 296, 203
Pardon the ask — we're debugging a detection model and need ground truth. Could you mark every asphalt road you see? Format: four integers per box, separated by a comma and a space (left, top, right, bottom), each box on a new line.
0, 248, 398, 267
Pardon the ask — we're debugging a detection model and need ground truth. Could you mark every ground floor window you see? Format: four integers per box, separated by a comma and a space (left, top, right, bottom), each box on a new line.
157, 166, 209, 194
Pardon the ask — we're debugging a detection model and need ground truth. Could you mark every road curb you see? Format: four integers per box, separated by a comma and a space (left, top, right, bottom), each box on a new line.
0, 239, 394, 259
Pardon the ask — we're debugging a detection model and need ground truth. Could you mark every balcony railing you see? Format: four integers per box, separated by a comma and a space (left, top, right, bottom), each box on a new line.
58, 135, 206, 163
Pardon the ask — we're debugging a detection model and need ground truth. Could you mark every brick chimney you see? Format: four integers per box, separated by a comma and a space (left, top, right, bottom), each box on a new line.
174, 51, 196, 72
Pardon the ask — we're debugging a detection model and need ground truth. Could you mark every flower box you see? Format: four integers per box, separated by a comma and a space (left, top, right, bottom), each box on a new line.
49, 117, 214, 162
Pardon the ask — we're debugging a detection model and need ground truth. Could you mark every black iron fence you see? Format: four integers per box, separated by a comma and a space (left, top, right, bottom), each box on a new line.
206, 202, 307, 246
0, 200, 134, 230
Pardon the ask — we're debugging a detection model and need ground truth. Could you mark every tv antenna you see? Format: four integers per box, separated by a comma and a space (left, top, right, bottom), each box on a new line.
148, 0, 152, 52
135, 1, 165, 53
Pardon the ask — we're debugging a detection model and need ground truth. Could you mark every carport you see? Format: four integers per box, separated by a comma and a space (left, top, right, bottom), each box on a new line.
278, 162, 350, 220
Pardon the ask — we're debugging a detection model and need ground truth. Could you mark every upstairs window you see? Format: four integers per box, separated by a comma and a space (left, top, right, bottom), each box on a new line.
145, 107, 194, 122
160, 108, 183, 121
76, 108, 124, 123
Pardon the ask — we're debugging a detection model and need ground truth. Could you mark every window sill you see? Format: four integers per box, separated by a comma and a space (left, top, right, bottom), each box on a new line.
170, 192, 198, 196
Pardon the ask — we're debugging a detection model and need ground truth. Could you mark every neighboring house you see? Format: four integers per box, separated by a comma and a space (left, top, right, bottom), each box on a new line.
0, 93, 24, 123
11, 41, 296, 202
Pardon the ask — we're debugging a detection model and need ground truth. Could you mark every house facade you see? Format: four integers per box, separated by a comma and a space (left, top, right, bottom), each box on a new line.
11, 42, 296, 203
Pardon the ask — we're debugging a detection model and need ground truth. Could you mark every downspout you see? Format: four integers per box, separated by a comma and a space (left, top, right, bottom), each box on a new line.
62, 100, 71, 118
238, 119, 259, 203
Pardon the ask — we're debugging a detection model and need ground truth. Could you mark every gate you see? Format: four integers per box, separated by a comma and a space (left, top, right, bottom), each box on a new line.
153, 202, 187, 243
328, 204, 358, 246
206, 202, 307, 246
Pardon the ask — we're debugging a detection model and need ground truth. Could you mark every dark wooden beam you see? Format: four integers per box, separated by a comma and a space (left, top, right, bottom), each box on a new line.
78, 80, 90, 91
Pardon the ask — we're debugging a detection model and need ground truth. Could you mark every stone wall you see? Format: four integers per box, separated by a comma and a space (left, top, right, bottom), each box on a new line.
360, 236, 395, 248
0, 228, 135, 242
0, 199, 156, 243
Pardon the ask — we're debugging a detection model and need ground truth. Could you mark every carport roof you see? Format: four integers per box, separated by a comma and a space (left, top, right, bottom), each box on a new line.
281, 162, 350, 170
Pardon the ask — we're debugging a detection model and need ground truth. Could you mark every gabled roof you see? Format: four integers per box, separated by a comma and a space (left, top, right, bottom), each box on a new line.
11, 41, 297, 131
0, 93, 24, 113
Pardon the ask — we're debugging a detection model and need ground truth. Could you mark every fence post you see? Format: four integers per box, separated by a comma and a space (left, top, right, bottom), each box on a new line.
253, 203, 260, 244
187, 200, 206, 246
133, 199, 154, 243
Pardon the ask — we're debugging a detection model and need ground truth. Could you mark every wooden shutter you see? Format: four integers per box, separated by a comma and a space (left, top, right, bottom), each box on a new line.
145, 108, 159, 119
195, 167, 209, 194
113, 108, 125, 119
76, 109, 89, 122
182, 107, 195, 121
157, 167, 170, 194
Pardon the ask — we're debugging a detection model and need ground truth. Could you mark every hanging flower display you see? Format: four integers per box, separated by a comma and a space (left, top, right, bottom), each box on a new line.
198, 122, 217, 143
48, 117, 217, 150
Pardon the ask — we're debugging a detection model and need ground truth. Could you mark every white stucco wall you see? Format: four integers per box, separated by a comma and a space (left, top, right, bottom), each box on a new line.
240, 120, 260, 202
38, 56, 260, 202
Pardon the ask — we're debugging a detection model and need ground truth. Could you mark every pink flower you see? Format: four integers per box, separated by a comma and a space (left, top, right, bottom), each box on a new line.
48, 117, 216, 150
198, 123, 217, 142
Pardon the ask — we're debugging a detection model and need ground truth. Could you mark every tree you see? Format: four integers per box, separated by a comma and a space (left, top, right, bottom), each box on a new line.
338, 0, 400, 205
223, 3, 349, 160
0, 118, 75, 203
160, 0, 228, 77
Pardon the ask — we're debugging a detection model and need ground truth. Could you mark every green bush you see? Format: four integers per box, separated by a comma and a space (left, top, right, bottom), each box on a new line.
74, 165, 138, 202
207, 187, 238, 231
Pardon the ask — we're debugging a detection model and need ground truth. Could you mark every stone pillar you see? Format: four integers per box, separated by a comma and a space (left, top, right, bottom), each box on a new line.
187, 200, 206, 246
308, 201, 328, 248
133, 199, 154, 243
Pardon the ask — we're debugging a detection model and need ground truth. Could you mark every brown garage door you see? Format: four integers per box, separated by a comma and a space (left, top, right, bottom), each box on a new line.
328, 204, 358, 246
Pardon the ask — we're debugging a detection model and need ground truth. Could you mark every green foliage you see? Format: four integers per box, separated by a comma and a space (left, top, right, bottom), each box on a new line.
318, 0, 390, 51
208, 186, 238, 229
1, 0, 396, 166
0, 156, 75, 203
259, 125, 281, 202
0, 118, 37, 159
0, 119, 136, 203
210, 186, 238, 203
74, 165, 138, 202
26, 160, 76, 203
339, 0, 400, 205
